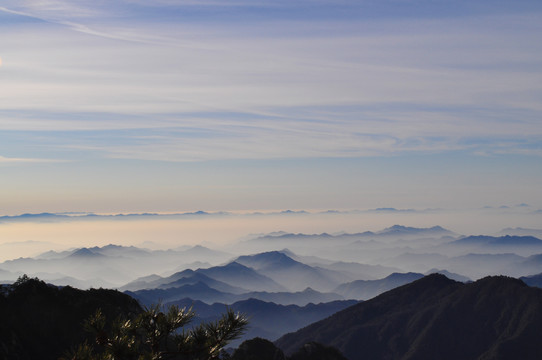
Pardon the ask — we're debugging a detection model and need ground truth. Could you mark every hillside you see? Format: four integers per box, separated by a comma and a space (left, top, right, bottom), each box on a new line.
0, 276, 142, 360
276, 274, 542, 360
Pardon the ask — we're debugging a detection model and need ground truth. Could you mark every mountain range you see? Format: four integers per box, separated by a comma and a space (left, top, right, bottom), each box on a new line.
0, 244, 232, 287
165, 297, 358, 345
5, 224, 542, 359
234, 251, 354, 292
4, 226, 542, 290
123, 251, 441, 306
333, 272, 425, 300
276, 274, 542, 360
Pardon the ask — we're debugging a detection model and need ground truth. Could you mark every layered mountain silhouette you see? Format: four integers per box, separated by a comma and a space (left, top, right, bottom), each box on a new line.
276, 274, 542, 359
128, 282, 345, 307
497, 227, 542, 237
451, 235, 542, 247
126, 281, 240, 305
126, 270, 247, 293
124, 250, 419, 305
234, 251, 352, 292
333, 272, 424, 300
121, 264, 275, 294
6, 226, 542, 290
375, 225, 455, 237
165, 297, 358, 345
382, 251, 541, 279
248, 225, 455, 245
0, 244, 233, 287
197, 262, 286, 292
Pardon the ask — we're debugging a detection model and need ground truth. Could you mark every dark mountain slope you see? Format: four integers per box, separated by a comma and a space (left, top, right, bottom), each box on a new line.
276, 274, 542, 360
0, 276, 142, 360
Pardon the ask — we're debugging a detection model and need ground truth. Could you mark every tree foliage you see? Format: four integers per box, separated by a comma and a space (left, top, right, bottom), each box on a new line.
1, 276, 142, 360
62, 304, 248, 360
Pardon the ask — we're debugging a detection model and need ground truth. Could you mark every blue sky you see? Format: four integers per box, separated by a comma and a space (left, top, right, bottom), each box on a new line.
1, 0, 542, 214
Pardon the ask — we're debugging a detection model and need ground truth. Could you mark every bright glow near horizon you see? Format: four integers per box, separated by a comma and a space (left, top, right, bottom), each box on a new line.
0, 207, 540, 262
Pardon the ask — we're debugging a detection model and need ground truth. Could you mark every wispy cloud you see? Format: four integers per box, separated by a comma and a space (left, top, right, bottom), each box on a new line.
1, 1, 541, 163
0, 155, 65, 164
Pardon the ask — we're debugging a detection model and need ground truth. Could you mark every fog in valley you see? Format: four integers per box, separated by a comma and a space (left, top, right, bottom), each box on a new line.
2, 206, 542, 347
1, 206, 541, 290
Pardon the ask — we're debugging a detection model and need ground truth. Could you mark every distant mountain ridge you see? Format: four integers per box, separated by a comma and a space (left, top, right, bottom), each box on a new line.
520, 272, 542, 287
164, 297, 358, 345
197, 262, 286, 292
128, 282, 345, 307
452, 235, 542, 246
0, 211, 228, 223
4, 227, 542, 295
252, 225, 456, 241
334, 272, 424, 300
0, 244, 233, 287
497, 227, 542, 237
0, 210, 444, 224
234, 251, 353, 292
376, 225, 452, 236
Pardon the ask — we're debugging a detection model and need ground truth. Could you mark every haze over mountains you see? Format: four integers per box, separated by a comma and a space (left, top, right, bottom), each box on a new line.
3, 224, 542, 290
3, 222, 542, 355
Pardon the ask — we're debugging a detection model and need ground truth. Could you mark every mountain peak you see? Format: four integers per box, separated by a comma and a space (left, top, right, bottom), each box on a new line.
377, 225, 452, 235
69, 248, 104, 258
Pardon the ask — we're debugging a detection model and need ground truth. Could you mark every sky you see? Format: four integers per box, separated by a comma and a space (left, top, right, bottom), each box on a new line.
1, 0, 542, 217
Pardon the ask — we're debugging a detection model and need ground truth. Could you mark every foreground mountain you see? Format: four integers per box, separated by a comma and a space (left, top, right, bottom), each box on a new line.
276, 274, 542, 360
231, 338, 348, 360
0, 276, 142, 360
1, 276, 344, 360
